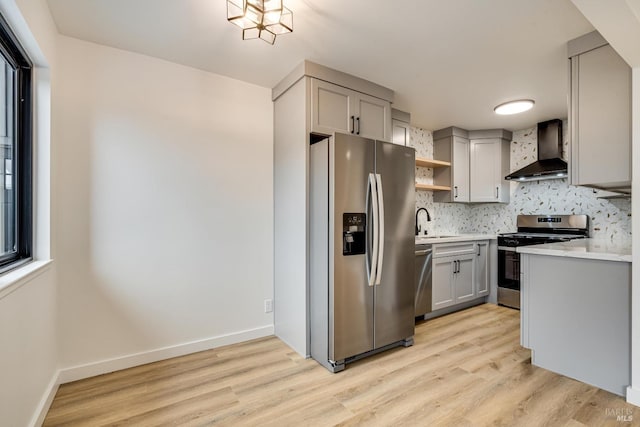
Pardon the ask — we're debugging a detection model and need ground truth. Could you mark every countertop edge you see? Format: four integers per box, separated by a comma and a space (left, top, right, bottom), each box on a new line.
415, 234, 498, 245
516, 239, 632, 263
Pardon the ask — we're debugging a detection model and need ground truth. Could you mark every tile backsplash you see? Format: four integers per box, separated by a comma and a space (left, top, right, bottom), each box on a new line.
409, 122, 631, 241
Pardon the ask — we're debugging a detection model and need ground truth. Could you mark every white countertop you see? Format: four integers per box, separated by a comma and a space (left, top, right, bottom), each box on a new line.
415, 233, 497, 245
516, 238, 632, 263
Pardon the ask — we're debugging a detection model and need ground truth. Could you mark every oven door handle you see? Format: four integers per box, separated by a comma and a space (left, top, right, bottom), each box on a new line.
498, 246, 518, 252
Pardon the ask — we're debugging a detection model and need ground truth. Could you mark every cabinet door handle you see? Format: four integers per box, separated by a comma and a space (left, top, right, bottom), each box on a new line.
477, 245, 481, 256
496, 186, 499, 199
350, 116, 355, 134
356, 117, 360, 135
454, 186, 458, 199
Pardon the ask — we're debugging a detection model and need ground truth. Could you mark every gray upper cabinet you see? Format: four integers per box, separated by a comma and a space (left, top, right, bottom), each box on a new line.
356, 92, 391, 141
311, 79, 354, 135
568, 31, 631, 192
433, 127, 470, 203
452, 137, 470, 202
311, 79, 392, 141
434, 127, 510, 203
391, 108, 411, 146
469, 130, 511, 203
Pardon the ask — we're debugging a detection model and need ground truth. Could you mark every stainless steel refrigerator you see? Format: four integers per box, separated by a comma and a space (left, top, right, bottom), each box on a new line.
309, 132, 415, 373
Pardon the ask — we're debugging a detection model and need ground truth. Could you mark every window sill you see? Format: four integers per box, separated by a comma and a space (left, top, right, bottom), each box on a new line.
0, 259, 53, 300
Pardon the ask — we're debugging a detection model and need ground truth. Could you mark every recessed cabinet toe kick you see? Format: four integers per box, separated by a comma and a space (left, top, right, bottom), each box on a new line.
309, 132, 415, 373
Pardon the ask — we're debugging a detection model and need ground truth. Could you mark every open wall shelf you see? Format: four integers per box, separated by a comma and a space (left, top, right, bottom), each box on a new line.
415, 183, 451, 191
415, 157, 451, 191
416, 157, 451, 168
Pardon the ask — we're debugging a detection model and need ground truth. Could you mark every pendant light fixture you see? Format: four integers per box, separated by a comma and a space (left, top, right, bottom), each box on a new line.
494, 99, 535, 115
227, 0, 293, 45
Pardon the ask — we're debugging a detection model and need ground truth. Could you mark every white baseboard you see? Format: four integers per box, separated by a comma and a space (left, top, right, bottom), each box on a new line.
58, 325, 274, 384
32, 325, 273, 425
627, 386, 640, 407
29, 371, 60, 427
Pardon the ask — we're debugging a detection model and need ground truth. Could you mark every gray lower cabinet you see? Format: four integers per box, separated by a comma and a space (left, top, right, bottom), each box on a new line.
475, 241, 489, 297
432, 243, 476, 311
432, 240, 490, 312
432, 256, 456, 310
454, 255, 475, 303
432, 254, 475, 311
521, 253, 630, 396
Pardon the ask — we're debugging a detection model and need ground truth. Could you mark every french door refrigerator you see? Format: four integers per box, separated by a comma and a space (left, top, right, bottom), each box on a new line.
309, 132, 415, 373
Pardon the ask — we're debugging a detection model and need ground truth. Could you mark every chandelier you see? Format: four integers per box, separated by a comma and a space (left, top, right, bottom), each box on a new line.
227, 0, 293, 45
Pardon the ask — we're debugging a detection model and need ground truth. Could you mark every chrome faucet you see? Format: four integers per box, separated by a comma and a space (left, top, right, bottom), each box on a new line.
415, 208, 431, 235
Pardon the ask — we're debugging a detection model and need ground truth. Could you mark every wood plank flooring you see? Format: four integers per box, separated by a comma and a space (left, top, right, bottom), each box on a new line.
43, 304, 639, 426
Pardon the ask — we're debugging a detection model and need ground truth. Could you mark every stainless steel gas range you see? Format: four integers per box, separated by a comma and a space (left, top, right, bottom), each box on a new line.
497, 214, 589, 309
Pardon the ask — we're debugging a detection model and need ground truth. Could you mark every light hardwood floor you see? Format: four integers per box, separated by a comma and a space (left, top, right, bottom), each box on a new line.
43, 304, 638, 426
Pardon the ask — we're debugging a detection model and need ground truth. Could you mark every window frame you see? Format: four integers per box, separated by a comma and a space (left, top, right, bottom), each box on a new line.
0, 13, 32, 272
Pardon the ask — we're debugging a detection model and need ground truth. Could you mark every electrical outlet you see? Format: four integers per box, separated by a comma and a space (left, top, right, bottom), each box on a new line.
264, 299, 273, 313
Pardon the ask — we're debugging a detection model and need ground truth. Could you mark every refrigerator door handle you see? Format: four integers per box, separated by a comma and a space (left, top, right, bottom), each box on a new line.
367, 173, 379, 287
374, 173, 385, 285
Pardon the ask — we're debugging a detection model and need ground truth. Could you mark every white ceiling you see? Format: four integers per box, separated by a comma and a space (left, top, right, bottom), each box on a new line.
45, 0, 595, 131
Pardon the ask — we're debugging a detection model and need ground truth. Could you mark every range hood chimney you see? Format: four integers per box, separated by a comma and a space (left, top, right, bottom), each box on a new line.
505, 119, 567, 182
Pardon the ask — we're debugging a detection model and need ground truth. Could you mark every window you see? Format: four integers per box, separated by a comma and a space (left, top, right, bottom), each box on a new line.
0, 14, 31, 271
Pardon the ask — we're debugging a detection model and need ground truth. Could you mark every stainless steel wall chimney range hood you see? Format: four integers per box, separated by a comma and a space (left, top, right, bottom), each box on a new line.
505, 119, 567, 182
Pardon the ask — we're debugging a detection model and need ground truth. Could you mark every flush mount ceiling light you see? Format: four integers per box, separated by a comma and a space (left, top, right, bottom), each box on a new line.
227, 0, 293, 45
494, 99, 535, 115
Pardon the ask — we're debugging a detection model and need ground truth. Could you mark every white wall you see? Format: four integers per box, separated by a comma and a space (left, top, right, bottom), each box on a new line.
54, 36, 274, 375
1, 2, 275, 421
0, 267, 57, 426
0, 0, 58, 425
